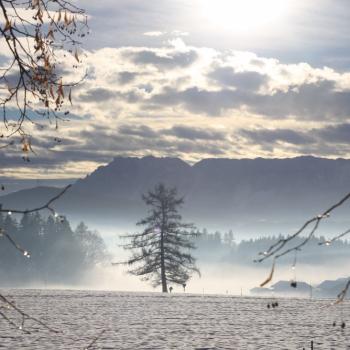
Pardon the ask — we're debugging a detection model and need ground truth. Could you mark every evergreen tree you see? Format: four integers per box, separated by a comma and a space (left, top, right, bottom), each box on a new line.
122, 183, 200, 293
223, 230, 235, 247
0, 213, 19, 275
75, 222, 108, 266
0, 212, 108, 285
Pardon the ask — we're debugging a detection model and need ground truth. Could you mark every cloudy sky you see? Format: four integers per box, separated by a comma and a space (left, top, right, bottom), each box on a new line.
2, 0, 350, 180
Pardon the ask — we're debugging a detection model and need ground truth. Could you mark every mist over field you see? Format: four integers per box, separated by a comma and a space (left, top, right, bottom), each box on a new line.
1, 203, 349, 297
76, 260, 350, 296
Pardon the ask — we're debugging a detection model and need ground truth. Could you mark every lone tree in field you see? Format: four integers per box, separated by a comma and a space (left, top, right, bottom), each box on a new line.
122, 183, 200, 293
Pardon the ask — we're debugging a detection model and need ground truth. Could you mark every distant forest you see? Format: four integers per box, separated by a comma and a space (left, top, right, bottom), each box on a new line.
194, 229, 350, 265
0, 212, 108, 286
2, 212, 349, 287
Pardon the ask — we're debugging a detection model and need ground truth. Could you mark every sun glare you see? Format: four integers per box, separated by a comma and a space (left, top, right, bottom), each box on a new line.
201, 0, 292, 33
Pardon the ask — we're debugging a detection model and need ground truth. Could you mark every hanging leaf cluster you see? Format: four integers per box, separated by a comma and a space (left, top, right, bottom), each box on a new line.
0, 0, 89, 152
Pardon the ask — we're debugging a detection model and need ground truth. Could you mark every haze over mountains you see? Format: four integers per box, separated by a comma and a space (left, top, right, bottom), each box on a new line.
2, 156, 350, 238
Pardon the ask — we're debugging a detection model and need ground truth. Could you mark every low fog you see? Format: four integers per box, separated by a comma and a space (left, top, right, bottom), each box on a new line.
16, 235, 350, 296
1, 210, 349, 297
24, 261, 350, 297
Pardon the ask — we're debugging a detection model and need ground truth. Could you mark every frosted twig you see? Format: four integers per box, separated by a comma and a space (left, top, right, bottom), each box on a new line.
0, 185, 71, 332
0, 184, 71, 216
318, 228, 350, 246
255, 191, 350, 300
0, 184, 71, 256
0, 228, 30, 257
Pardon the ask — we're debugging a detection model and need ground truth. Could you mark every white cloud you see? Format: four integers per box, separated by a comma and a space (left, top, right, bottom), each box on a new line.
3, 39, 350, 178
143, 31, 166, 37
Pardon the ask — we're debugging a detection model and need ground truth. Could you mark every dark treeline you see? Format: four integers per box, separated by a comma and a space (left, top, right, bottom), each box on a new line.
193, 228, 235, 261
0, 212, 108, 286
194, 229, 350, 265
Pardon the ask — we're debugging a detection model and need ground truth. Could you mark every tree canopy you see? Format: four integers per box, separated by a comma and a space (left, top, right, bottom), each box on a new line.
122, 183, 200, 292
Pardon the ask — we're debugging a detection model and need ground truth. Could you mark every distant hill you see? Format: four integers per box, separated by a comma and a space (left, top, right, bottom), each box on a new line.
251, 281, 312, 297
316, 278, 349, 298
251, 277, 350, 299
0, 186, 62, 209
2, 156, 350, 236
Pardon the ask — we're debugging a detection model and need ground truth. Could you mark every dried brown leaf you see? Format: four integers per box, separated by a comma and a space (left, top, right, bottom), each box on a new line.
58, 80, 64, 98
260, 261, 275, 287
4, 19, 11, 32
68, 89, 72, 105
50, 85, 55, 99
74, 50, 79, 63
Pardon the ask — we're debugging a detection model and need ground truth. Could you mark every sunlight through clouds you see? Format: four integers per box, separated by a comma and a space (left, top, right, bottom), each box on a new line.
3, 1, 350, 179
200, 0, 293, 33
3, 37, 350, 179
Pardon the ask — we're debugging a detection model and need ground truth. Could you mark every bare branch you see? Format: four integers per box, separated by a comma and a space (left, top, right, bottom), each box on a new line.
335, 279, 350, 304
0, 0, 89, 150
0, 293, 60, 333
0, 184, 71, 331
255, 191, 350, 264
319, 228, 350, 246
0, 184, 71, 215
255, 190, 350, 299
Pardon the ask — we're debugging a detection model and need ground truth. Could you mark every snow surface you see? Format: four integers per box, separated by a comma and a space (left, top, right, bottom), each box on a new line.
0, 290, 349, 349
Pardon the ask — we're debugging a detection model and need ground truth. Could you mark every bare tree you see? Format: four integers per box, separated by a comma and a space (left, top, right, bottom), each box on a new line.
120, 183, 200, 293
255, 191, 350, 303
0, 0, 88, 153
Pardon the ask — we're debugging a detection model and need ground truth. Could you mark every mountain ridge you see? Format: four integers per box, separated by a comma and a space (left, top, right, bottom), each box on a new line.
2, 156, 350, 236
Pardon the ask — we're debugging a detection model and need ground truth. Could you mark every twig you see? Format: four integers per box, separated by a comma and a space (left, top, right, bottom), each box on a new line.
0, 184, 71, 332
0, 293, 60, 333
0, 0, 89, 146
84, 329, 106, 349
255, 191, 350, 263
318, 228, 350, 246
255, 191, 350, 302
0, 184, 71, 256
0, 184, 71, 216
0, 228, 30, 257
336, 279, 350, 304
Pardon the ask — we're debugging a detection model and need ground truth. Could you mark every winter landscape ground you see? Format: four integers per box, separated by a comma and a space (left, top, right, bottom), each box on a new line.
1, 290, 349, 350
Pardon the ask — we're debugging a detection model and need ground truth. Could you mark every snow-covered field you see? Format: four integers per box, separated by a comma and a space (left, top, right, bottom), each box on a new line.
0, 290, 349, 349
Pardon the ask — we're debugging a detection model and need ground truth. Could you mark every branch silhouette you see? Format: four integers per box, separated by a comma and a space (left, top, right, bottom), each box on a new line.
0, 0, 89, 153
0, 184, 71, 332
255, 191, 350, 303
0, 293, 60, 334
0, 184, 71, 215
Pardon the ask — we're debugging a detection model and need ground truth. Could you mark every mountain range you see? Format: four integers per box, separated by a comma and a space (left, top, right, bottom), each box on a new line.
2, 156, 350, 237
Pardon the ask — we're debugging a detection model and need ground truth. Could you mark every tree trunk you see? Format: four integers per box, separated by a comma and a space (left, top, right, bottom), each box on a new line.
160, 228, 167, 292
160, 201, 168, 293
